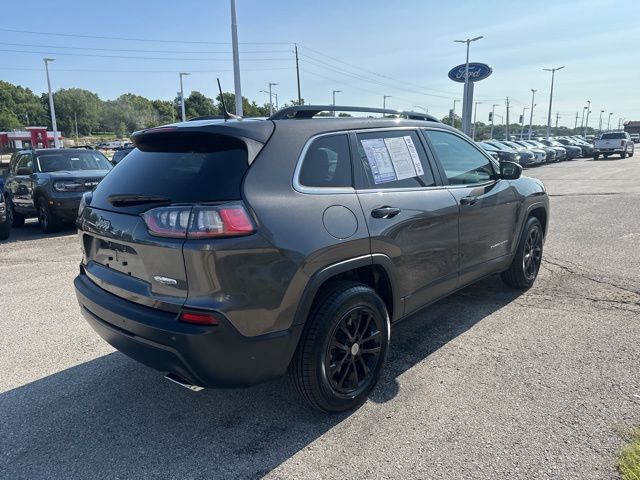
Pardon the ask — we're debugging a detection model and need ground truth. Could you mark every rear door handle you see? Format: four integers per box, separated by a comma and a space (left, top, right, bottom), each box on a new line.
371, 206, 401, 219
459, 196, 478, 206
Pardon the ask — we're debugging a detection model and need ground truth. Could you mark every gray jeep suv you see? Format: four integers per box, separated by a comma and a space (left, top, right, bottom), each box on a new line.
74, 106, 549, 412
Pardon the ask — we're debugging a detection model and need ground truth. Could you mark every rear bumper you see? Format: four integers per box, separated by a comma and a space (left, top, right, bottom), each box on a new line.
74, 268, 303, 388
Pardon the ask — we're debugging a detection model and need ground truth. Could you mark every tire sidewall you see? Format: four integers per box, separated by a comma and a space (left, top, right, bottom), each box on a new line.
515, 217, 543, 288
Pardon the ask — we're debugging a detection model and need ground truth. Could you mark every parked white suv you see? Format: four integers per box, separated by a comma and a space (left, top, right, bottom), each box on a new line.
593, 132, 634, 159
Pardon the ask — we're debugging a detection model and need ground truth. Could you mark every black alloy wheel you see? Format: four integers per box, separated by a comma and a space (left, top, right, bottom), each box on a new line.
501, 216, 544, 289
522, 226, 543, 282
325, 306, 383, 396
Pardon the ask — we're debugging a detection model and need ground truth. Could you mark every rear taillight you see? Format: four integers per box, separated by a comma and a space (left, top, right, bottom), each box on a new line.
179, 310, 219, 326
621, 140, 625, 147
141, 203, 255, 239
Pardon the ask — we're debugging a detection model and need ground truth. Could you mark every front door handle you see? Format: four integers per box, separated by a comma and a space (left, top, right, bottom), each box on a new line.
371, 206, 401, 219
459, 196, 478, 206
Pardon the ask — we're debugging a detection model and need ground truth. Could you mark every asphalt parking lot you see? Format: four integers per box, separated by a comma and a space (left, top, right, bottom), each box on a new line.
1, 156, 639, 479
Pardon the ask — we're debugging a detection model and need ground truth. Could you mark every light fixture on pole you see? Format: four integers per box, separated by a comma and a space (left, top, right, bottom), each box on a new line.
178, 72, 190, 122
332, 90, 342, 116
598, 109, 605, 134
528, 89, 536, 139
520, 106, 530, 138
43, 58, 60, 148
472, 101, 482, 140
607, 112, 613, 131
454, 36, 483, 135
580, 106, 587, 132
267, 82, 278, 115
543, 65, 564, 138
490, 103, 499, 139
584, 100, 591, 136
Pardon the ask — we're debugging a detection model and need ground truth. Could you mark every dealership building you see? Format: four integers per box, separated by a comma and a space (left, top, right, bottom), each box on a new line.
623, 121, 640, 135
0, 127, 63, 150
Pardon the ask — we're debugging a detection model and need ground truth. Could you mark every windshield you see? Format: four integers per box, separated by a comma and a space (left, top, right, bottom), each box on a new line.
601, 133, 625, 139
37, 151, 112, 172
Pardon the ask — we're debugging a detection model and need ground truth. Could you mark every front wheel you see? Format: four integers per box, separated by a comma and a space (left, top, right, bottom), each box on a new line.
0, 219, 9, 240
290, 281, 390, 412
629, 147, 634, 157
37, 197, 62, 233
6, 198, 25, 227
593, 154, 599, 160
621, 150, 627, 159
501, 217, 544, 289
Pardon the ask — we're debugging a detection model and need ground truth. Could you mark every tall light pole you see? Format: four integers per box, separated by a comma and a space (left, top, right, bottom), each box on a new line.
598, 109, 605, 134
451, 99, 460, 127
43, 58, 60, 148
543, 65, 565, 138
178, 72, 190, 122
230, 0, 243, 116
528, 89, 536, 140
580, 106, 587, 133
332, 90, 341, 116
490, 103, 499, 139
472, 101, 482, 140
584, 100, 591, 136
267, 82, 278, 115
454, 36, 483, 136
520, 106, 529, 138
607, 112, 613, 131
383, 95, 391, 117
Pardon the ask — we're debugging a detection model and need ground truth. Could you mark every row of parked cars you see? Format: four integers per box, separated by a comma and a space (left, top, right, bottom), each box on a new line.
478, 135, 596, 167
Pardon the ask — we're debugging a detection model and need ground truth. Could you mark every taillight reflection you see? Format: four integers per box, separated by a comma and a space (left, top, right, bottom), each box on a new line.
142, 203, 255, 239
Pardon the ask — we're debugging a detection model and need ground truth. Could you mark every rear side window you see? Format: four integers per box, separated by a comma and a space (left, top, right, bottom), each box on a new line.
354, 130, 435, 189
424, 129, 494, 185
299, 134, 352, 188
92, 133, 248, 213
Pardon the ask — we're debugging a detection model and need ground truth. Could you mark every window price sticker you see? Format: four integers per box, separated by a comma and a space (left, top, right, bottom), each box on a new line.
361, 135, 423, 184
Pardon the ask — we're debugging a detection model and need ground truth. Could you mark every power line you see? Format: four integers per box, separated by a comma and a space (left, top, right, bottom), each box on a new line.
0, 41, 290, 55
0, 27, 292, 45
0, 66, 296, 73
0, 48, 290, 62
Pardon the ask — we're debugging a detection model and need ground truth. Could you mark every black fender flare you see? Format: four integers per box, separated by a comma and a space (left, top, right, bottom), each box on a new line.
511, 200, 548, 258
293, 253, 401, 327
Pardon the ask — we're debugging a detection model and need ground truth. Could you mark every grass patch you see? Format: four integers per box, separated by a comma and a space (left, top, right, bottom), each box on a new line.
619, 429, 640, 480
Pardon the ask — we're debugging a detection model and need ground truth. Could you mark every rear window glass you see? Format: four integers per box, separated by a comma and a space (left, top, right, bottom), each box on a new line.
299, 134, 352, 188
601, 133, 625, 139
92, 133, 248, 212
37, 151, 112, 172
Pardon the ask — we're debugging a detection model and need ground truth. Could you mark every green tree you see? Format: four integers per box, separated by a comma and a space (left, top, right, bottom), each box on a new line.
151, 99, 176, 125
185, 91, 217, 119
50, 88, 102, 136
215, 92, 270, 117
0, 80, 47, 129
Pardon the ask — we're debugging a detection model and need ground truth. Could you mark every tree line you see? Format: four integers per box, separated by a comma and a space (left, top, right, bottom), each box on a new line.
0, 80, 287, 138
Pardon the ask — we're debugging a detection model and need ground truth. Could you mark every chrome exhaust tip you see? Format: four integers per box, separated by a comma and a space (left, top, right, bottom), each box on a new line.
164, 373, 204, 392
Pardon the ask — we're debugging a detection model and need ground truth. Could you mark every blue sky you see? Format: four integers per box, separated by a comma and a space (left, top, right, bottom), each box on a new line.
1, 0, 639, 127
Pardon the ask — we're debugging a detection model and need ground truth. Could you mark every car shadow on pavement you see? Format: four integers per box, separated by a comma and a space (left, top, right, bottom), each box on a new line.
0, 276, 522, 479
0, 220, 76, 244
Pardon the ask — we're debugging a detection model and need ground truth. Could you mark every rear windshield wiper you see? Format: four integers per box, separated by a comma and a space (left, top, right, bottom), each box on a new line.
106, 194, 171, 206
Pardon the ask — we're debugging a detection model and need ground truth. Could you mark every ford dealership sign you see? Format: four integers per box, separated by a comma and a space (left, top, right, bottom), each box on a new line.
448, 63, 493, 83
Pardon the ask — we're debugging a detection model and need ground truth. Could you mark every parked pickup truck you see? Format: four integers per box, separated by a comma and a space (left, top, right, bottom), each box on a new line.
630, 133, 639, 144
593, 132, 635, 159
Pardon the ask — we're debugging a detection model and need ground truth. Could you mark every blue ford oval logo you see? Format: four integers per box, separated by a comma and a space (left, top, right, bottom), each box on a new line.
448, 63, 493, 83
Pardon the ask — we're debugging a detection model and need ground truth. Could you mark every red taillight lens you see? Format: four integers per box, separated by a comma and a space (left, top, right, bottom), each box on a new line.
179, 311, 219, 326
142, 203, 255, 239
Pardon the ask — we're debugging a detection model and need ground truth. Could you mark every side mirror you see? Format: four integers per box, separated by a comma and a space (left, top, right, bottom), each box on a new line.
499, 161, 522, 180
16, 167, 33, 176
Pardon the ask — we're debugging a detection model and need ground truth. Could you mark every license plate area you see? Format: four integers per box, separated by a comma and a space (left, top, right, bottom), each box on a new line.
93, 238, 141, 277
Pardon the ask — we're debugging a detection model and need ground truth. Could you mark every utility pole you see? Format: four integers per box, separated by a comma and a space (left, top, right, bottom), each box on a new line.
543, 66, 565, 138
383, 95, 391, 113
179, 72, 190, 122
528, 89, 536, 140
43, 58, 60, 148
580, 106, 587, 133
268, 82, 278, 115
230, 0, 243, 116
294, 44, 301, 104
505, 97, 510, 140
454, 36, 483, 136
520, 107, 529, 138
584, 100, 591, 136
555, 112, 560, 132
490, 103, 498, 139
574, 112, 579, 130
450, 99, 459, 127
332, 90, 341, 117
472, 101, 481, 140
607, 112, 613, 131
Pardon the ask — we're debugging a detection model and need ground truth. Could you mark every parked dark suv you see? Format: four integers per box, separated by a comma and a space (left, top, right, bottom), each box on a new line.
4, 148, 112, 233
74, 106, 549, 412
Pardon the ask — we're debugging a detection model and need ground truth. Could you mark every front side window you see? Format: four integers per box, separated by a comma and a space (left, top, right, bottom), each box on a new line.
424, 129, 495, 185
354, 130, 435, 189
16, 155, 33, 173
299, 134, 352, 188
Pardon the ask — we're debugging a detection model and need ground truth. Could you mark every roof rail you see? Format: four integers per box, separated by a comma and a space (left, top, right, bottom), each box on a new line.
268, 105, 440, 122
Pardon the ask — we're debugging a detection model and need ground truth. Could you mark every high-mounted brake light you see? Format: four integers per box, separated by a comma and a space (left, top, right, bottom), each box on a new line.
141, 203, 255, 239
179, 311, 219, 326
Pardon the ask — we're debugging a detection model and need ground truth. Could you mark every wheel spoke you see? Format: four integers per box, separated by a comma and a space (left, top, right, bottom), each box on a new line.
358, 311, 372, 339
360, 330, 380, 344
358, 356, 370, 377
360, 346, 381, 355
337, 358, 353, 388
331, 338, 349, 352
330, 352, 349, 374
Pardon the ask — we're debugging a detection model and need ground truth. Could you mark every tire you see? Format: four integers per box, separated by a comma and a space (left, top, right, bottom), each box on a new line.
289, 280, 390, 412
621, 150, 627, 159
37, 197, 62, 233
0, 219, 9, 240
6, 197, 25, 227
592, 154, 599, 160
501, 217, 544, 290
629, 147, 634, 157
